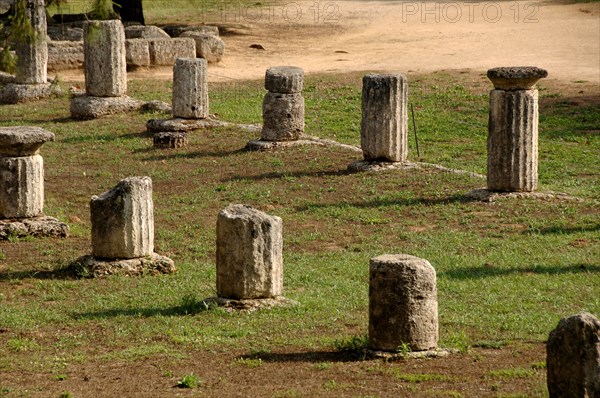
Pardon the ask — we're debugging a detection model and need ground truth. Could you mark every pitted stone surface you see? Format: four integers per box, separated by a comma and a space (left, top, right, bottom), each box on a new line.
260, 92, 305, 141
70, 95, 144, 119
125, 39, 151, 67
48, 41, 84, 71
265, 66, 304, 94
0, 216, 69, 240
0, 126, 55, 157
369, 254, 438, 352
0, 155, 44, 219
172, 58, 209, 119
180, 32, 225, 63
14, 0, 47, 85
488, 89, 539, 192
153, 132, 187, 149
124, 25, 170, 40
72, 253, 176, 277
163, 25, 219, 38
84, 20, 127, 97
547, 312, 600, 398
146, 117, 228, 132
487, 66, 548, 90
361, 73, 408, 162
0, 83, 56, 104
216, 204, 283, 300
91, 176, 154, 259
149, 38, 196, 66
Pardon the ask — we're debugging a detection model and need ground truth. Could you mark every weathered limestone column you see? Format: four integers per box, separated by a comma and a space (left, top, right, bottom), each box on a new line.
547, 312, 600, 398
84, 20, 127, 97
15, 0, 48, 85
487, 66, 548, 192
0, 126, 69, 239
91, 176, 154, 259
369, 254, 438, 351
172, 58, 209, 119
0, 127, 54, 218
216, 204, 283, 299
361, 73, 408, 162
261, 66, 305, 141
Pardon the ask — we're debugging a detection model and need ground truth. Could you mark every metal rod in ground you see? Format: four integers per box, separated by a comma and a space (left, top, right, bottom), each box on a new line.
411, 103, 420, 158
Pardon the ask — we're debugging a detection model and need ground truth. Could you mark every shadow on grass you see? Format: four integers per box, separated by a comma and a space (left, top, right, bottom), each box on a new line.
226, 169, 350, 182
296, 194, 477, 211
440, 264, 599, 280
532, 223, 600, 235
240, 350, 361, 363
0, 267, 78, 281
141, 147, 248, 161
60, 130, 152, 144
71, 298, 218, 320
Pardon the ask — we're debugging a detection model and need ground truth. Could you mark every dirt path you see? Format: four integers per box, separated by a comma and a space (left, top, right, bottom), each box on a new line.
119, 0, 600, 84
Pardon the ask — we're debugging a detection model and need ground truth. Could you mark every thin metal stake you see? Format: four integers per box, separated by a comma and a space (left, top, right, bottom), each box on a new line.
411, 103, 420, 158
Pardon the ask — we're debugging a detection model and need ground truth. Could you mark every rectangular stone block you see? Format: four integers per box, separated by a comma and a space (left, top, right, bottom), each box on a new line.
148, 38, 196, 66
47, 41, 84, 71
216, 204, 283, 299
361, 74, 408, 162
0, 155, 44, 219
125, 39, 150, 67
84, 20, 127, 97
91, 176, 154, 259
172, 58, 208, 119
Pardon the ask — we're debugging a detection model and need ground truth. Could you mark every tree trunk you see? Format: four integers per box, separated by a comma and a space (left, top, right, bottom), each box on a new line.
114, 0, 144, 24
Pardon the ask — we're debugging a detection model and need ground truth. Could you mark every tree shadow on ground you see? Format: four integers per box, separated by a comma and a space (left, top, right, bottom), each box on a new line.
440, 263, 599, 280
532, 223, 600, 235
239, 350, 362, 363
71, 298, 220, 320
226, 169, 350, 182
296, 194, 478, 211
0, 266, 78, 281
141, 147, 247, 161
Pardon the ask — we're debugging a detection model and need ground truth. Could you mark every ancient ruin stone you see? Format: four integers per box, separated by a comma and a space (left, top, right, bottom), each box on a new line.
547, 312, 600, 398
47, 41, 84, 71
124, 25, 170, 40
0, 155, 44, 219
216, 204, 283, 300
0, 216, 69, 240
148, 38, 196, 66
369, 254, 438, 352
180, 32, 224, 63
361, 73, 408, 162
70, 95, 144, 119
84, 20, 127, 97
261, 92, 305, 141
91, 176, 154, 259
125, 39, 151, 67
73, 253, 176, 277
47, 26, 83, 41
153, 132, 187, 149
487, 66, 548, 90
172, 58, 209, 119
264, 66, 304, 94
14, 0, 47, 85
487, 89, 539, 192
0, 126, 55, 157
163, 25, 219, 38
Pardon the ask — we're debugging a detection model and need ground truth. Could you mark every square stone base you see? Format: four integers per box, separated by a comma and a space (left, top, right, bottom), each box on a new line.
0, 216, 69, 240
70, 95, 144, 119
0, 83, 59, 104
146, 117, 229, 133
70, 253, 176, 277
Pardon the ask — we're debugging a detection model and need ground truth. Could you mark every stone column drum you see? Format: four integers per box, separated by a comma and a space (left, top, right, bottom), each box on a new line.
369, 254, 438, 351
261, 66, 305, 141
15, 0, 48, 85
216, 204, 283, 299
487, 66, 548, 192
172, 58, 209, 119
361, 73, 408, 162
547, 312, 600, 398
0, 127, 54, 219
91, 176, 154, 259
84, 20, 127, 97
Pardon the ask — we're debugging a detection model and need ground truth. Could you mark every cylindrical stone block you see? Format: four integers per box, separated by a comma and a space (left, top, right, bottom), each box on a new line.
260, 92, 305, 141
264, 66, 304, 94
172, 58, 209, 119
368, 254, 438, 352
487, 89, 538, 192
0, 155, 44, 218
15, 0, 48, 85
547, 312, 600, 398
361, 74, 408, 162
216, 204, 283, 299
84, 20, 127, 97
91, 176, 154, 259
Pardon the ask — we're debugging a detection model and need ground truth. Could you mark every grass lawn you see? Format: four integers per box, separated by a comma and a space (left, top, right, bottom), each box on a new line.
0, 69, 598, 397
